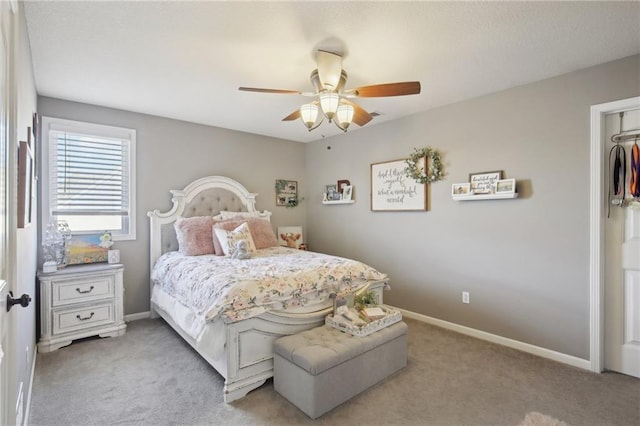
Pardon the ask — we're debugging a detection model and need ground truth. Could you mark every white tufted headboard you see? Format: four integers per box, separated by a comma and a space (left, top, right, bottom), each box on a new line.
147, 176, 271, 290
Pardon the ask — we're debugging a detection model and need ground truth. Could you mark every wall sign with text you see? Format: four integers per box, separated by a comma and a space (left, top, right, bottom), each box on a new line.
371, 158, 426, 211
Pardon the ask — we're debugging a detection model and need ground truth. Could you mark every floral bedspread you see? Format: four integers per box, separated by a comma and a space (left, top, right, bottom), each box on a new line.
151, 246, 387, 325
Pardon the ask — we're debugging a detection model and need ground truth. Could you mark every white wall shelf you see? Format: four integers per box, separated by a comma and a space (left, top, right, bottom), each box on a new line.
322, 200, 355, 205
452, 193, 518, 201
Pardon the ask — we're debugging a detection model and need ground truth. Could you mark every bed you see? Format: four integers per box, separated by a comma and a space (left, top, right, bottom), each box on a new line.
147, 176, 388, 403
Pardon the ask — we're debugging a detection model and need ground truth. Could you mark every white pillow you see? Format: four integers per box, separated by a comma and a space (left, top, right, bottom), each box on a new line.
213, 222, 257, 256
217, 211, 270, 221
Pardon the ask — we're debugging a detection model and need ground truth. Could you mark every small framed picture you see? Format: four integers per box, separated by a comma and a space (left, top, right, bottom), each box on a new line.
342, 185, 353, 201
332, 191, 342, 201
337, 179, 351, 193
325, 184, 337, 200
496, 178, 516, 194
275, 179, 298, 206
469, 170, 502, 194
451, 183, 471, 196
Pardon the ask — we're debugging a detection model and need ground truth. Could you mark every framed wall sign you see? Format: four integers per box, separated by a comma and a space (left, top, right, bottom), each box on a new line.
371, 158, 426, 211
469, 170, 502, 194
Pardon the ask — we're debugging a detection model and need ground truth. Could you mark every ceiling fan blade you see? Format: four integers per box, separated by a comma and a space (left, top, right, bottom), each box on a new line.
282, 109, 301, 121
341, 99, 373, 127
239, 87, 301, 95
349, 81, 421, 97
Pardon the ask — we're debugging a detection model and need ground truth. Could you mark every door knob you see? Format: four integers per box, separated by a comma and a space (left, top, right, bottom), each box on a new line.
6, 291, 31, 312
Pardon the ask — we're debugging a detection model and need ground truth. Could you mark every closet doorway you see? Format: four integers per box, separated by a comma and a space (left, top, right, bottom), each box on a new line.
591, 97, 640, 378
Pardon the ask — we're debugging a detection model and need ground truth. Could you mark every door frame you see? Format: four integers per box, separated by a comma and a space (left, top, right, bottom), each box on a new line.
589, 96, 640, 373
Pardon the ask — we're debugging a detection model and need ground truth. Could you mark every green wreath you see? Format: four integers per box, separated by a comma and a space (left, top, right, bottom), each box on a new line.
404, 147, 444, 184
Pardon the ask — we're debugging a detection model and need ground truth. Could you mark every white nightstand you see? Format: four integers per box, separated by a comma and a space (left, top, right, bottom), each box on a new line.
37, 263, 126, 352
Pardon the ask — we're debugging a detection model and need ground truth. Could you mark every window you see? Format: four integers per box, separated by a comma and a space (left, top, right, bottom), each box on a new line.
42, 117, 136, 240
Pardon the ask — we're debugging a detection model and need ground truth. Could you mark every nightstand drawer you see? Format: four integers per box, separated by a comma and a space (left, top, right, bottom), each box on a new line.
53, 304, 114, 334
52, 276, 114, 306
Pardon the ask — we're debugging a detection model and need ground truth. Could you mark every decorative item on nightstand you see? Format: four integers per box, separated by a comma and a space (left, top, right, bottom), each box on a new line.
42, 220, 72, 270
100, 231, 120, 264
108, 249, 120, 264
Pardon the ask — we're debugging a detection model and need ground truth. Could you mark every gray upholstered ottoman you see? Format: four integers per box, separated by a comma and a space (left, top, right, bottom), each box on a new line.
273, 321, 408, 419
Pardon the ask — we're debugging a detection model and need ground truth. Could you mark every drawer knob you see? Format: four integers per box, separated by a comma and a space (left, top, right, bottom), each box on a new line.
76, 312, 95, 321
76, 286, 95, 294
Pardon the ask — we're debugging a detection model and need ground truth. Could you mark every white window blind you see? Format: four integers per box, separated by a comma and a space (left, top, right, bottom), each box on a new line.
42, 117, 136, 240
50, 132, 130, 217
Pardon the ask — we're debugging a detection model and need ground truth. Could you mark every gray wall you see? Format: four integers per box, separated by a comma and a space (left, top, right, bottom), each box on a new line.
37, 97, 307, 315
37, 54, 639, 362
305, 54, 640, 360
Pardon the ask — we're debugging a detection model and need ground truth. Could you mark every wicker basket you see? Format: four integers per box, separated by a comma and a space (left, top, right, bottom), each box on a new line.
325, 307, 402, 337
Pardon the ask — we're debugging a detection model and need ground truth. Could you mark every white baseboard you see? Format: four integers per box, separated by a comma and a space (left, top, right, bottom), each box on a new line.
391, 306, 591, 371
23, 349, 36, 426
126, 307, 590, 370
124, 311, 151, 322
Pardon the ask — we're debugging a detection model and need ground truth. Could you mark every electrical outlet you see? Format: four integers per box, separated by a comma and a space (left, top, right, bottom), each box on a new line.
462, 291, 470, 304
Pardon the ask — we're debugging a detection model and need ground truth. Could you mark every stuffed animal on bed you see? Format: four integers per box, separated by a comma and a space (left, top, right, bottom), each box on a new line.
231, 240, 251, 260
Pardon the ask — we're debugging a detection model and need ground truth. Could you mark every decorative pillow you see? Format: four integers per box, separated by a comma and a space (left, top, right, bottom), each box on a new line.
211, 218, 246, 255
213, 218, 278, 250
213, 222, 257, 256
245, 218, 278, 249
174, 216, 215, 256
217, 211, 262, 220
217, 211, 271, 221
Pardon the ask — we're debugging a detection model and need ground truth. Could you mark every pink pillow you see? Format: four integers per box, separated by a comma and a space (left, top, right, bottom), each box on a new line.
213, 218, 278, 252
174, 216, 215, 256
246, 218, 278, 249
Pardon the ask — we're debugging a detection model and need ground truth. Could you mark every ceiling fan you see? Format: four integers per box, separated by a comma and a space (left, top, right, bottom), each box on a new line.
239, 50, 421, 132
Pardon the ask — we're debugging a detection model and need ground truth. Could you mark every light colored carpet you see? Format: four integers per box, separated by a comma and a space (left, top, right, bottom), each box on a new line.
29, 318, 639, 425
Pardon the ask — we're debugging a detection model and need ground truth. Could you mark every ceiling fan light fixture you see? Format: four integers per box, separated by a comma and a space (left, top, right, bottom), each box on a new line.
319, 92, 340, 122
336, 104, 354, 131
316, 50, 342, 91
300, 103, 319, 130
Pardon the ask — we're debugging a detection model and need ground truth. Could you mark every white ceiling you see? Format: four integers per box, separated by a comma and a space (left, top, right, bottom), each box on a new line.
24, 1, 640, 143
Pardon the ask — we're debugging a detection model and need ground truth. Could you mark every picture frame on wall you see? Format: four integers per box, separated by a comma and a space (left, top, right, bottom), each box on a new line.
496, 178, 516, 194
342, 185, 353, 201
371, 158, 426, 211
275, 179, 298, 206
32, 113, 39, 178
337, 179, 351, 193
17, 140, 34, 228
324, 184, 338, 201
451, 183, 471, 196
469, 170, 502, 194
